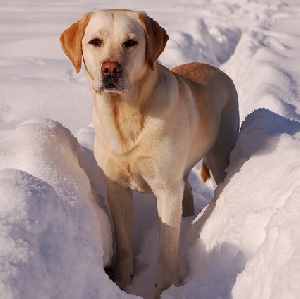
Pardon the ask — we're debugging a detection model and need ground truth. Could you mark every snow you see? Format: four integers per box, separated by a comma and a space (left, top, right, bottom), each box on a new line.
1, 0, 300, 299
163, 109, 300, 299
0, 120, 131, 299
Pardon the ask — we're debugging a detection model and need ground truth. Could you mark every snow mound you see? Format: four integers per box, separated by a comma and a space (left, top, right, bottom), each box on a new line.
163, 108, 300, 299
224, 31, 300, 122
161, 19, 241, 68
0, 119, 137, 299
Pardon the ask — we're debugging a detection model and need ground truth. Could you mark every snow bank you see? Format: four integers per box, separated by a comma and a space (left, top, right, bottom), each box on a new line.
0, 119, 138, 299
224, 31, 300, 123
162, 108, 300, 299
160, 19, 241, 68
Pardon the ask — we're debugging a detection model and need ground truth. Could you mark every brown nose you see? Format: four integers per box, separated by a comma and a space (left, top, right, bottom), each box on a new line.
101, 61, 122, 75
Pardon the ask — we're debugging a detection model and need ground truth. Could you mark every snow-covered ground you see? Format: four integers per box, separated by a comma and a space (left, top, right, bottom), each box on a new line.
0, 0, 300, 298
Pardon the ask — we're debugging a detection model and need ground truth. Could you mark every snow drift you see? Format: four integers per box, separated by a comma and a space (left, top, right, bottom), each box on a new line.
163, 108, 300, 299
0, 120, 137, 299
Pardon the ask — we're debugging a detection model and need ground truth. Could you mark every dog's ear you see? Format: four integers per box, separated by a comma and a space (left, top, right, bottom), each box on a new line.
60, 14, 91, 73
138, 12, 169, 69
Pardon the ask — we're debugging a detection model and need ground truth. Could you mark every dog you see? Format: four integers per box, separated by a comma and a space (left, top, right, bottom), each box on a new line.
60, 9, 239, 297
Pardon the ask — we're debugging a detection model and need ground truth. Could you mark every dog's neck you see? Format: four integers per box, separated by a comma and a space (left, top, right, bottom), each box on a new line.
92, 64, 159, 154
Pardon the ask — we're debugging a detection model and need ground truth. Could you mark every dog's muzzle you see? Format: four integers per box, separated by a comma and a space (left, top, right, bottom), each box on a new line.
101, 61, 123, 91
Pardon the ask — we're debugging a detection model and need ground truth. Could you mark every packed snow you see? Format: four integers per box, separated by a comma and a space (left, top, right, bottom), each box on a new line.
0, 0, 300, 299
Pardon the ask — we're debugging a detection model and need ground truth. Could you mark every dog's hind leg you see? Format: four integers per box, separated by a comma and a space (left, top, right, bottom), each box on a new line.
182, 180, 194, 217
204, 88, 239, 185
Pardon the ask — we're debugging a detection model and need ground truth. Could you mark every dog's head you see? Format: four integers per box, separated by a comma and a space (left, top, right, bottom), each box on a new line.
60, 10, 168, 94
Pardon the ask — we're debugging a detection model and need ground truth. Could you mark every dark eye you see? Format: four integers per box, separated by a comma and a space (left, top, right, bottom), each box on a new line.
123, 39, 138, 48
88, 38, 103, 47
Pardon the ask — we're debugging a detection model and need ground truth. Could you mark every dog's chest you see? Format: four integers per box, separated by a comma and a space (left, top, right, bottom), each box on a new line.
93, 97, 151, 192
102, 154, 150, 192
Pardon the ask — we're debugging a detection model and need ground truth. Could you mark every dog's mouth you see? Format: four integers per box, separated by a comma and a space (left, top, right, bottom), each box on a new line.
102, 85, 125, 94
102, 75, 125, 94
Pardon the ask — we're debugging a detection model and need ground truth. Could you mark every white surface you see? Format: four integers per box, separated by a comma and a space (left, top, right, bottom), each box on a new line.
0, 120, 133, 299
0, 0, 300, 298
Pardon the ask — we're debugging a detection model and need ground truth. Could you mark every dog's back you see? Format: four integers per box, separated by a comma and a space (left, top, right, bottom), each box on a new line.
172, 62, 240, 184
172, 62, 219, 85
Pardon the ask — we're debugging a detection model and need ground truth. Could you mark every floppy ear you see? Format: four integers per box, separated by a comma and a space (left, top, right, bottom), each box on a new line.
60, 14, 91, 73
138, 13, 169, 69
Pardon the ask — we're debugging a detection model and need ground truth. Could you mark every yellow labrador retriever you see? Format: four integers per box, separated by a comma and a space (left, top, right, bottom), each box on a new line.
60, 9, 239, 297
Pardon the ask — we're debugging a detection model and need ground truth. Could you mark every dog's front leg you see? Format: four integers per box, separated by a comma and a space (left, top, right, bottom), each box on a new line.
153, 181, 184, 297
107, 180, 134, 289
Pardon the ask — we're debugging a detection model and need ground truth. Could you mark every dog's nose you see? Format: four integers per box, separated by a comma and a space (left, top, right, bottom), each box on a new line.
101, 61, 122, 76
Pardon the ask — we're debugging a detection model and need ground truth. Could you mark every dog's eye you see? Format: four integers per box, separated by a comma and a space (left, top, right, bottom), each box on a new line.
123, 39, 138, 48
88, 38, 103, 47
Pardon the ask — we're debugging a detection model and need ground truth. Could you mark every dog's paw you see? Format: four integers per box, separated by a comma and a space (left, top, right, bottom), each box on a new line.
154, 262, 186, 298
115, 257, 134, 289
153, 275, 173, 299
177, 257, 188, 285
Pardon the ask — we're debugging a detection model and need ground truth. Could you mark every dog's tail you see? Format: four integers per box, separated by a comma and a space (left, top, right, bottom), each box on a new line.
200, 162, 211, 182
